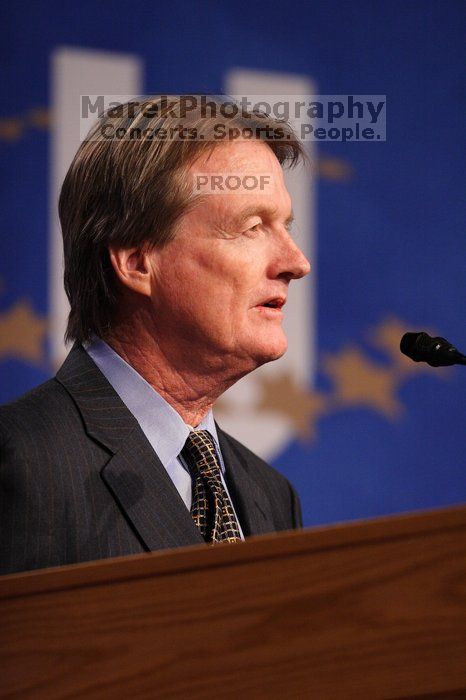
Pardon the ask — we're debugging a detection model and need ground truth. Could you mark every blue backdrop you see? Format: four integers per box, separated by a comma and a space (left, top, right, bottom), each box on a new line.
1, 0, 465, 527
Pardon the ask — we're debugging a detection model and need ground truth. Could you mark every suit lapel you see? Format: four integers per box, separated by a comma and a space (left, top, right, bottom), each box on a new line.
100, 432, 204, 550
217, 427, 276, 537
56, 344, 204, 551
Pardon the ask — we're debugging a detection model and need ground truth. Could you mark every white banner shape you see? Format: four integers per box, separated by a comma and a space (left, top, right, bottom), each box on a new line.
49, 47, 142, 368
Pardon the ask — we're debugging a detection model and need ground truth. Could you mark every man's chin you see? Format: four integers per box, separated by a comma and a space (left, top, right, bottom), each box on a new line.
250, 336, 288, 367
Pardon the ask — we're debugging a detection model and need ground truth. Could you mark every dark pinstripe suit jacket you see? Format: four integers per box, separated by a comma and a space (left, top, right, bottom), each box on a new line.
0, 344, 302, 575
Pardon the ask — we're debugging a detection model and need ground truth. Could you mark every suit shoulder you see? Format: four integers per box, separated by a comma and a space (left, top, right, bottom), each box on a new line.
0, 378, 79, 444
220, 428, 303, 530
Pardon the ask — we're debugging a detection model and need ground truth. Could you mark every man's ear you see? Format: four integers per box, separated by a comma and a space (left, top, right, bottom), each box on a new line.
108, 246, 154, 298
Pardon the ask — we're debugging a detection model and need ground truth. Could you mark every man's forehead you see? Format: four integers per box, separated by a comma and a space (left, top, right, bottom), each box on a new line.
186, 141, 292, 227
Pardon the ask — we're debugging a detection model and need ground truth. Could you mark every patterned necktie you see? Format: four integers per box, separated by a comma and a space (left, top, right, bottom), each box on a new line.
181, 430, 242, 544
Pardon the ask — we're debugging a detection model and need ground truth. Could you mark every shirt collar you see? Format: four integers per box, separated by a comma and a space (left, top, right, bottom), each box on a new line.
84, 335, 222, 470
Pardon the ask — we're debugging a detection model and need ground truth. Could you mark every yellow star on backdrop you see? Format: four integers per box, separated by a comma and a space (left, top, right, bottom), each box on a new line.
322, 346, 402, 419
0, 118, 23, 142
27, 108, 50, 130
0, 107, 50, 143
317, 156, 355, 182
0, 300, 47, 365
256, 372, 329, 441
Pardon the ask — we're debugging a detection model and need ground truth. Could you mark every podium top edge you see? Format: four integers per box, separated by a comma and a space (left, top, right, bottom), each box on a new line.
1, 503, 466, 601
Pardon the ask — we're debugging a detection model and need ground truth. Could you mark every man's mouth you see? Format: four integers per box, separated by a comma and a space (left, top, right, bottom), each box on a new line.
254, 297, 286, 314
257, 297, 286, 309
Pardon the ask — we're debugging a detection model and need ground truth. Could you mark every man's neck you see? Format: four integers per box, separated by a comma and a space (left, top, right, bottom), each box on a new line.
104, 326, 243, 428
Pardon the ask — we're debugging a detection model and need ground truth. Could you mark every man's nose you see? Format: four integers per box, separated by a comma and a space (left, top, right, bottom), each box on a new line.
275, 234, 311, 280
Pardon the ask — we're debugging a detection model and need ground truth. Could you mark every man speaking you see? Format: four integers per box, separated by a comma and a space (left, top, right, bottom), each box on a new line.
0, 96, 310, 575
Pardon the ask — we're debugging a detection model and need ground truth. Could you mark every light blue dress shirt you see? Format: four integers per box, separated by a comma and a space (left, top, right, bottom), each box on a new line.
84, 336, 244, 538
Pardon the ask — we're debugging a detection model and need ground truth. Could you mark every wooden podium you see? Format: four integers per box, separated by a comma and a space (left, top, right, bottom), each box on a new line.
2, 505, 466, 699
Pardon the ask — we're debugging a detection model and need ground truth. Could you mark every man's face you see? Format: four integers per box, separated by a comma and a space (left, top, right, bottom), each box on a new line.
148, 140, 310, 375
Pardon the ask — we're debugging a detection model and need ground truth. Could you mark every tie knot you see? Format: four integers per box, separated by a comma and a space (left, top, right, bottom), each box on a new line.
184, 429, 215, 452
182, 430, 221, 478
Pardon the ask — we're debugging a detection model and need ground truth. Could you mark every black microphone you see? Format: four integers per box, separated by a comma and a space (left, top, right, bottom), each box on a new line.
400, 331, 466, 367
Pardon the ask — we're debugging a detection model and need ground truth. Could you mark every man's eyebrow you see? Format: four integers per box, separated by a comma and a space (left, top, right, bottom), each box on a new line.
231, 205, 295, 228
